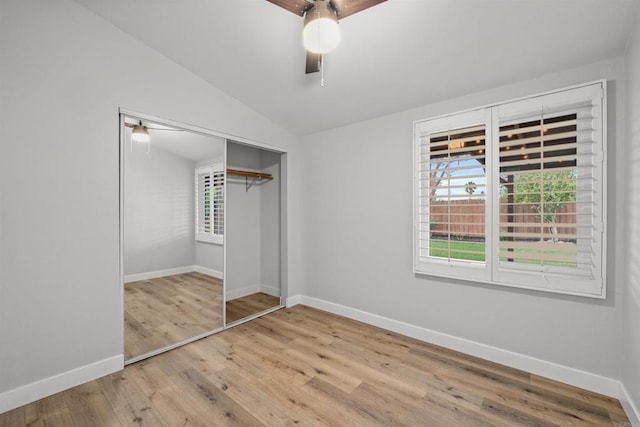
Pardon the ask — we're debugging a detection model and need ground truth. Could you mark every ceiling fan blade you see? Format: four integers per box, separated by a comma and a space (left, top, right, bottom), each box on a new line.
330, 0, 386, 19
305, 51, 322, 74
266, 0, 314, 16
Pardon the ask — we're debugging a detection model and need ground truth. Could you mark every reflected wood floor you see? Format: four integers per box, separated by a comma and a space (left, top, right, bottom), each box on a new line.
1, 305, 630, 426
124, 272, 223, 360
226, 292, 281, 324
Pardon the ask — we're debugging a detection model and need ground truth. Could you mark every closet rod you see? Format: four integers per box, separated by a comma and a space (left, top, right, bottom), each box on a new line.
226, 168, 273, 181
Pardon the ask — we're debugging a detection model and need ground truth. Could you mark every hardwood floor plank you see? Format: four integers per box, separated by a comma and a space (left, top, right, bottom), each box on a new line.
62, 381, 121, 427
225, 292, 280, 324
127, 362, 218, 427
24, 393, 74, 426
0, 305, 631, 426
205, 368, 309, 426
0, 407, 24, 427
173, 368, 264, 426
481, 398, 561, 427
530, 374, 627, 416
124, 272, 223, 360
304, 376, 392, 425
433, 356, 614, 425
98, 371, 168, 427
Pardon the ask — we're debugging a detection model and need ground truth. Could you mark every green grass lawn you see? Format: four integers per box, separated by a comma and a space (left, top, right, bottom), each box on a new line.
429, 240, 485, 261
429, 240, 576, 267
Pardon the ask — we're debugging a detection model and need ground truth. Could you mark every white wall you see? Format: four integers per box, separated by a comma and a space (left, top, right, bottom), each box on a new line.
299, 58, 626, 380
195, 242, 224, 274
0, 0, 297, 407
260, 150, 282, 296
124, 145, 195, 275
623, 9, 640, 415
226, 142, 263, 297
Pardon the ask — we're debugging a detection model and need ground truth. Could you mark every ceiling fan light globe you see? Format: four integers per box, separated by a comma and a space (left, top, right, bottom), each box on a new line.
303, 18, 341, 54
131, 125, 150, 143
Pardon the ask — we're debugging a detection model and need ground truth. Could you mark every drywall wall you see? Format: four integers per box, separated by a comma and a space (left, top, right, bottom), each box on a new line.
195, 242, 224, 274
623, 8, 640, 415
260, 150, 281, 296
299, 58, 626, 380
226, 142, 263, 298
124, 144, 195, 276
0, 0, 296, 405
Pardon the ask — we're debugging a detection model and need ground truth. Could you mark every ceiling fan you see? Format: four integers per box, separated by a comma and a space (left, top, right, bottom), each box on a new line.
266, 0, 387, 74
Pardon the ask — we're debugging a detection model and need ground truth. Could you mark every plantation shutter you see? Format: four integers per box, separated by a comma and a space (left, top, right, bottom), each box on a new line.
197, 170, 212, 234
212, 171, 224, 236
415, 109, 492, 282
414, 82, 606, 297
195, 164, 224, 244
494, 84, 604, 295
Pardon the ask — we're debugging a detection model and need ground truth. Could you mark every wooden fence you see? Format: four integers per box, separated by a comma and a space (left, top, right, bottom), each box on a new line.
430, 200, 576, 239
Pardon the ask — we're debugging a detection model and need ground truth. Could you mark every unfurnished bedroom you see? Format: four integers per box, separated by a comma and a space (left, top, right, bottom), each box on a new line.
1, 0, 640, 425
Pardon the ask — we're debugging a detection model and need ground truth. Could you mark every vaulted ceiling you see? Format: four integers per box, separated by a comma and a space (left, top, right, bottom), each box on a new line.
75, 0, 639, 135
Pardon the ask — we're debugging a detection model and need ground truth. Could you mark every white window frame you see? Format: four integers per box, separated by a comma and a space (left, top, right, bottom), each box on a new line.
195, 163, 224, 245
413, 81, 606, 298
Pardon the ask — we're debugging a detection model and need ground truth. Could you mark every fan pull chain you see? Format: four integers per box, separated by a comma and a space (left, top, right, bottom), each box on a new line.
321, 57, 324, 88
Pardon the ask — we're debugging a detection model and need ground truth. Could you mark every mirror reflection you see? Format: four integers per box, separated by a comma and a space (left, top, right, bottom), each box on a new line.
225, 141, 283, 324
122, 116, 225, 361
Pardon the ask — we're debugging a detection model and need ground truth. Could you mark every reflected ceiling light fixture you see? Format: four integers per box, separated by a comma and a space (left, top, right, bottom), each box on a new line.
303, 0, 341, 55
131, 120, 150, 144
124, 119, 184, 154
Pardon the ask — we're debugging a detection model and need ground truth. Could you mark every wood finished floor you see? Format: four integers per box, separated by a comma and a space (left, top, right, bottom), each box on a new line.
1, 305, 630, 426
226, 292, 281, 324
124, 272, 223, 360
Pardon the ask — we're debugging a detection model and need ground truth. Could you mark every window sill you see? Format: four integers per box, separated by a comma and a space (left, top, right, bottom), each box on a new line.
413, 264, 605, 299
196, 235, 223, 245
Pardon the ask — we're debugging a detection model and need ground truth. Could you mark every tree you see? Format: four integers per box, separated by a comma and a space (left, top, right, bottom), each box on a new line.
510, 170, 576, 241
464, 181, 477, 195
429, 162, 450, 202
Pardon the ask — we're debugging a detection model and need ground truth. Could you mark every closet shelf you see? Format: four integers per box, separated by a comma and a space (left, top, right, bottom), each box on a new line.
227, 168, 273, 191
226, 168, 273, 181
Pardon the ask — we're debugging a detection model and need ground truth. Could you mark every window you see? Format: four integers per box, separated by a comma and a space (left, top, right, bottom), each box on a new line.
195, 164, 224, 244
414, 82, 606, 298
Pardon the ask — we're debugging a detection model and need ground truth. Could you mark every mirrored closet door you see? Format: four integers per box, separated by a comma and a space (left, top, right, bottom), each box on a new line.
225, 141, 284, 324
121, 113, 225, 362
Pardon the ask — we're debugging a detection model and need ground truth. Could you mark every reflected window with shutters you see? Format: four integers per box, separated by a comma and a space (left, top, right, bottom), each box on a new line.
414, 82, 606, 298
195, 164, 224, 244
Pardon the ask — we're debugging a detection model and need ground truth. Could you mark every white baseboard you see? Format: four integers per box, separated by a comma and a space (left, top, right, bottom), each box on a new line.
0, 354, 123, 414
287, 295, 623, 400
227, 284, 261, 301
124, 266, 195, 283
286, 295, 302, 307
227, 284, 280, 301
620, 383, 640, 427
260, 284, 280, 297
125, 265, 224, 283
193, 266, 224, 280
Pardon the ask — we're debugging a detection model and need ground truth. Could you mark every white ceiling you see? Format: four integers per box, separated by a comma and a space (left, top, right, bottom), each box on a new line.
77, 0, 639, 135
